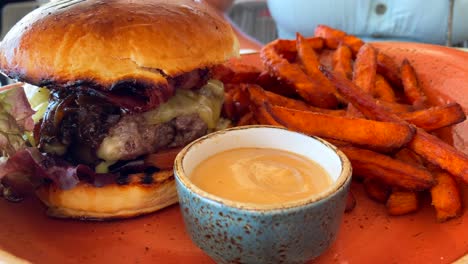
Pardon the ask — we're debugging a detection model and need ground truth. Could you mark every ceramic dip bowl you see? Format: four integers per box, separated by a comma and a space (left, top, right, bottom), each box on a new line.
174, 126, 352, 264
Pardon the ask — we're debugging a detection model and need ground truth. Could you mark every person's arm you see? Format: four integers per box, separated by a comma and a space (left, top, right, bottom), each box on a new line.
204, 0, 263, 50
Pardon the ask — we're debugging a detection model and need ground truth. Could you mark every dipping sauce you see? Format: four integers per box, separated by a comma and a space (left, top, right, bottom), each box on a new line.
190, 148, 332, 205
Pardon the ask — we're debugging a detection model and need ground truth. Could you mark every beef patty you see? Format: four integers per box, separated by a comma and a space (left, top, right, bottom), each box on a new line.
98, 113, 207, 161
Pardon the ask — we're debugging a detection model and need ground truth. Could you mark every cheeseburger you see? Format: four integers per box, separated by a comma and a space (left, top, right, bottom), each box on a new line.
0, 0, 239, 219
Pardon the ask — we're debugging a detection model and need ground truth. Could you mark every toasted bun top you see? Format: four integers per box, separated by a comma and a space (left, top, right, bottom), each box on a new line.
0, 0, 239, 89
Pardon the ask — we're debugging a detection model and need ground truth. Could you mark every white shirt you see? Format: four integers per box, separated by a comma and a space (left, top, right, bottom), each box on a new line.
267, 0, 468, 45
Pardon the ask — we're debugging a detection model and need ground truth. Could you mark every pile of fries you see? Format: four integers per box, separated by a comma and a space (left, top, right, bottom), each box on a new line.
214, 25, 468, 222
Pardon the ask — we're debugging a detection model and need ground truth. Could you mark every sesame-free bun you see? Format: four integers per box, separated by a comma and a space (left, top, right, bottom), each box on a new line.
0, 0, 239, 88
35, 170, 177, 220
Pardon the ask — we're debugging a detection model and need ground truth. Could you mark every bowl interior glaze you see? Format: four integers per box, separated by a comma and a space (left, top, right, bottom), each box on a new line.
175, 125, 351, 211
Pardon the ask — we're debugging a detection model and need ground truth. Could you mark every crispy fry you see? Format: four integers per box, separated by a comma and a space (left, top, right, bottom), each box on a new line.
386, 191, 419, 216
353, 44, 377, 95
232, 86, 251, 118
255, 71, 297, 97
274, 37, 325, 54
377, 101, 414, 113
401, 59, 426, 108
262, 38, 325, 63
254, 103, 282, 126
248, 89, 282, 126
374, 74, 397, 102
222, 85, 251, 121
322, 138, 352, 148
314, 24, 346, 49
222, 91, 235, 119
339, 146, 434, 190
296, 33, 325, 76
314, 25, 364, 54
296, 33, 340, 102
247, 25, 468, 220
394, 148, 425, 167
237, 112, 255, 126
377, 52, 402, 89
345, 104, 365, 118
342, 35, 365, 55
408, 129, 468, 183
363, 178, 390, 203
430, 171, 462, 222
399, 103, 466, 131
211, 63, 261, 84
322, 68, 468, 183
332, 44, 353, 79
261, 40, 338, 108
249, 84, 345, 116
267, 105, 414, 150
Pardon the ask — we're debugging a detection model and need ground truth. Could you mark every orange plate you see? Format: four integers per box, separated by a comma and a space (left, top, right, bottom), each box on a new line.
1, 43, 467, 264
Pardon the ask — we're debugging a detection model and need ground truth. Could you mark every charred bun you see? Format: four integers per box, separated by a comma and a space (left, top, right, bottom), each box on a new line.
0, 0, 239, 89
35, 170, 177, 220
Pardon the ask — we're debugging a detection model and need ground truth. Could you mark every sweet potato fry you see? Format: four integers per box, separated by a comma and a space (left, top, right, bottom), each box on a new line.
222, 91, 235, 119
374, 74, 397, 102
222, 84, 251, 120
274, 37, 325, 54
430, 171, 462, 222
363, 178, 390, 203
377, 52, 402, 89
296, 33, 340, 100
322, 68, 468, 183
353, 44, 377, 95
254, 103, 282, 126
342, 35, 365, 55
314, 25, 363, 54
267, 105, 414, 150
399, 103, 466, 131
394, 148, 425, 167
345, 104, 365, 118
322, 138, 352, 148
339, 146, 434, 190
249, 84, 345, 116
261, 40, 339, 108
211, 63, 261, 84
401, 59, 426, 108
237, 112, 255, 126
248, 89, 282, 126
296, 33, 321, 71
408, 129, 468, 184
332, 44, 353, 79
231, 85, 251, 120
377, 101, 413, 113
314, 24, 346, 49
386, 191, 419, 216
263, 38, 325, 63
255, 71, 297, 98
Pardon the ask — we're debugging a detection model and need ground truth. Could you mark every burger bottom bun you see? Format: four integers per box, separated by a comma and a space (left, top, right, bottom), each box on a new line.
35, 170, 178, 220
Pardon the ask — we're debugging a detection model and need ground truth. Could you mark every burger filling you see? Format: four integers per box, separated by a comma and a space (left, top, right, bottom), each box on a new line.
0, 68, 227, 190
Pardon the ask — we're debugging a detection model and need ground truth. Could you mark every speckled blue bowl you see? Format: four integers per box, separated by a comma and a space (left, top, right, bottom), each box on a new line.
174, 126, 352, 264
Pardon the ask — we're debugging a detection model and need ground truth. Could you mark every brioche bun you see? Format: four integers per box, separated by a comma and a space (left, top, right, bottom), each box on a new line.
0, 0, 239, 89
0, 0, 239, 220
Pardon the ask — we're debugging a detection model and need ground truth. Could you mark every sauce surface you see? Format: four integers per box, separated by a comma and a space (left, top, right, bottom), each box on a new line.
190, 148, 332, 205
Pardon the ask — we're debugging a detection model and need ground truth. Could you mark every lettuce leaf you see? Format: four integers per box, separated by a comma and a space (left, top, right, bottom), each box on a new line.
0, 84, 35, 158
